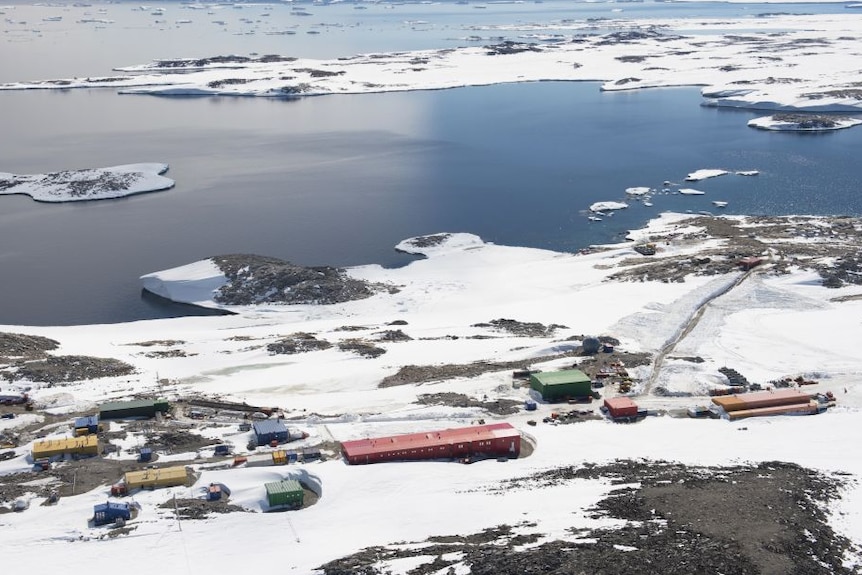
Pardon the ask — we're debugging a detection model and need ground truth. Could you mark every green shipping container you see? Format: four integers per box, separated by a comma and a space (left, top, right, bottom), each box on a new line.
99, 398, 170, 420
265, 479, 304, 509
529, 369, 592, 401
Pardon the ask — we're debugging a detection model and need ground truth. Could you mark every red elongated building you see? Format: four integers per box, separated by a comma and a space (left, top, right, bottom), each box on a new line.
341, 422, 521, 465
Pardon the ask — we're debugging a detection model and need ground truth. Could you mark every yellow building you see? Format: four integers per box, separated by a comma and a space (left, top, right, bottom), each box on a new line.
124, 466, 189, 490
31, 435, 99, 459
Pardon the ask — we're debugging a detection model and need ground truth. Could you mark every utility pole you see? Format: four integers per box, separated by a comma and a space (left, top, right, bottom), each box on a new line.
173, 493, 182, 532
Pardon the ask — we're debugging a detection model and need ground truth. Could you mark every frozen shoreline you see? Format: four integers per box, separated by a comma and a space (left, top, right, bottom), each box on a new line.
2, 14, 862, 125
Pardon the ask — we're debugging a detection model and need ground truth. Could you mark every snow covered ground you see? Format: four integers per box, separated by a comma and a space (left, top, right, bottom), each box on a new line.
749, 114, 862, 131
0, 163, 173, 202
2, 13, 862, 126
1, 2, 861, 571
1, 213, 861, 573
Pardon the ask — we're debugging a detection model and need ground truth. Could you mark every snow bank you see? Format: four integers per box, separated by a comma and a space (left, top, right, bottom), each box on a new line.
140, 259, 228, 308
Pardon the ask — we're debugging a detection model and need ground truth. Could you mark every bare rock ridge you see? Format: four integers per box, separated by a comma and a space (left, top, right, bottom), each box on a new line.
210, 254, 393, 306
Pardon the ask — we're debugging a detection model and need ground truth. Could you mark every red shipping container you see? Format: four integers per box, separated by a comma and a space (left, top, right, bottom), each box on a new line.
604, 397, 638, 418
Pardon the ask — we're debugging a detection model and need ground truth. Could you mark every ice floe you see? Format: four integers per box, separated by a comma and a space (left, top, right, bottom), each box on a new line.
685, 169, 728, 182
590, 201, 628, 212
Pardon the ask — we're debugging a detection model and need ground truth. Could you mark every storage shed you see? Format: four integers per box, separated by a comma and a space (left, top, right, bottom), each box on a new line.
604, 397, 639, 419
712, 389, 817, 420
123, 466, 188, 491
93, 501, 131, 526
253, 420, 289, 445
726, 400, 820, 421
265, 479, 304, 509
301, 448, 321, 462
529, 369, 592, 401
73, 415, 100, 436
341, 422, 521, 465
32, 435, 99, 460
712, 389, 813, 413
99, 399, 169, 420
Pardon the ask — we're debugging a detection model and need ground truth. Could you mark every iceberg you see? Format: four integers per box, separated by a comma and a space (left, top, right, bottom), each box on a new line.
590, 201, 628, 212
625, 187, 652, 196
685, 169, 728, 182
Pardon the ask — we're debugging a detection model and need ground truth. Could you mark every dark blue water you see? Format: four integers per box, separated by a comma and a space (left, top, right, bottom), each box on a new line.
1, 0, 860, 325
1, 80, 860, 326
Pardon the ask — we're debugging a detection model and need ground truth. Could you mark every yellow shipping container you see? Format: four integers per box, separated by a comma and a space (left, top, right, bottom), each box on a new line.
272, 450, 287, 465
32, 435, 99, 459
124, 466, 189, 490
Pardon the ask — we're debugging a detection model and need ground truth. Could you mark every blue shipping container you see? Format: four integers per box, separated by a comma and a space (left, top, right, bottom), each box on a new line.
93, 501, 130, 526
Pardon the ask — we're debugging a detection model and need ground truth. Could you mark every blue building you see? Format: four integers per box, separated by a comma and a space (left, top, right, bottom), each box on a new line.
93, 501, 131, 526
74, 415, 100, 435
253, 420, 289, 445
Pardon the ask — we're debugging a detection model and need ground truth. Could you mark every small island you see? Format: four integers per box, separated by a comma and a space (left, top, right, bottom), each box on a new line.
748, 114, 862, 132
0, 163, 174, 202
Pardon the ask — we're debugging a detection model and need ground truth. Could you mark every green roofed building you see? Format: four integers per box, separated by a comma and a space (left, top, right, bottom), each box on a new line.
99, 398, 170, 420
529, 369, 592, 401
265, 479, 304, 509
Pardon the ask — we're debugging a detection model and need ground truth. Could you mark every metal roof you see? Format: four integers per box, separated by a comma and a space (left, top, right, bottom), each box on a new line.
124, 466, 187, 486
265, 479, 303, 495
531, 369, 590, 386
604, 397, 638, 409
253, 419, 288, 435
32, 435, 98, 458
94, 501, 130, 513
341, 423, 519, 459
712, 389, 812, 412
100, 399, 160, 411
74, 415, 99, 428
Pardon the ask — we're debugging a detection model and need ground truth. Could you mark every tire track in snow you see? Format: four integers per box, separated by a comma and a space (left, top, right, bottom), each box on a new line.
642, 267, 759, 396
